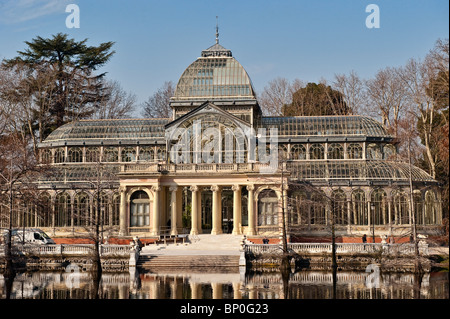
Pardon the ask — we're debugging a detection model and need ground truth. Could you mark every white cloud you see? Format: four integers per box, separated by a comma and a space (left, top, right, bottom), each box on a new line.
0, 0, 73, 24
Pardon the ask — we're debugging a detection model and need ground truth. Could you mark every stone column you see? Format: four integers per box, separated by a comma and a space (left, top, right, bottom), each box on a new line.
247, 185, 256, 235
197, 188, 203, 234
190, 185, 199, 235
170, 186, 178, 236
232, 184, 242, 235
119, 187, 127, 236
211, 185, 223, 235
212, 283, 223, 299
233, 282, 242, 299
152, 185, 161, 236
190, 282, 200, 299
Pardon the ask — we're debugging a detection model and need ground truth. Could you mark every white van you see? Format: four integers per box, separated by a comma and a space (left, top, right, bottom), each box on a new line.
7, 228, 55, 245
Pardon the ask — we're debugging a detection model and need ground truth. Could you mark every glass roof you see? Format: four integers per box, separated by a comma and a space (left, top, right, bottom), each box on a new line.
173, 44, 256, 101
42, 115, 390, 144
287, 160, 435, 183
43, 119, 170, 142
38, 160, 435, 184
260, 115, 390, 137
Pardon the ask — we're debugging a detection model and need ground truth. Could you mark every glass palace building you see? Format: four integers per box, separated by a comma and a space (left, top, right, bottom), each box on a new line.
29, 40, 442, 240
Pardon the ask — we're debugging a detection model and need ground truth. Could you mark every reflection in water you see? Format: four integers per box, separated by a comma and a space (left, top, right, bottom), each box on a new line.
0, 268, 448, 299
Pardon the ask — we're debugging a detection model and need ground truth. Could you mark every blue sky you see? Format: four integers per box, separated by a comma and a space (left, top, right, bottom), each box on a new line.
0, 0, 448, 115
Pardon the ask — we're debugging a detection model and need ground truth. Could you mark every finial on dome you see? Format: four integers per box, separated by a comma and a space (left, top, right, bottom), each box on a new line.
215, 16, 219, 44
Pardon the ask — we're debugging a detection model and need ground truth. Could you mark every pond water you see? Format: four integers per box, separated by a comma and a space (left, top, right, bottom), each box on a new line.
1, 267, 448, 300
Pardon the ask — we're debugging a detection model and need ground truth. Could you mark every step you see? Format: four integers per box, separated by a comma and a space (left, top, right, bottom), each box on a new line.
138, 255, 240, 269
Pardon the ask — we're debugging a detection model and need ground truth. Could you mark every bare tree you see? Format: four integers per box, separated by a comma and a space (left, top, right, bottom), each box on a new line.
0, 133, 42, 276
142, 81, 175, 118
72, 162, 118, 276
91, 80, 136, 119
365, 66, 408, 137
333, 70, 367, 115
259, 77, 304, 116
397, 39, 449, 179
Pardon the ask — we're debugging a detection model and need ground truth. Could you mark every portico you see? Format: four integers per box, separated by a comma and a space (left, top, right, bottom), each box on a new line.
118, 167, 284, 237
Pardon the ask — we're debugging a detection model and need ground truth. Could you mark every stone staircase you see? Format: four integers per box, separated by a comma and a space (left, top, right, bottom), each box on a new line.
137, 255, 240, 270
138, 234, 243, 271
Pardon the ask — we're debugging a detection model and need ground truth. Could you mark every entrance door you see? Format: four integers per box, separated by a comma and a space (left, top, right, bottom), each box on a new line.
221, 190, 233, 233
201, 191, 212, 233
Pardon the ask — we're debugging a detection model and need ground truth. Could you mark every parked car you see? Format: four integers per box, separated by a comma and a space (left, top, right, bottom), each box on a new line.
2, 228, 55, 245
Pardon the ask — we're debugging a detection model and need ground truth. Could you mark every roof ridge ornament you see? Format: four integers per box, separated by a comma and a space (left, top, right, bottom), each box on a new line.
216, 16, 219, 44
200, 16, 232, 57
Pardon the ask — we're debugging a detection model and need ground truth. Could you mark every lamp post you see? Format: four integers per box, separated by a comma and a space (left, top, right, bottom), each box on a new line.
370, 202, 375, 243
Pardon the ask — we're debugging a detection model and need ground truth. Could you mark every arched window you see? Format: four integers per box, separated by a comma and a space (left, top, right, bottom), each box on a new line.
74, 192, 90, 226
40, 149, 52, 164
54, 148, 65, 163
347, 143, 363, 159
67, 147, 83, 162
332, 189, 347, 225
55, 192, 71, 227
291, 144, 306, 160
290, 190, 307, 225
156, 147, 166, 162
37, 192, 52, 227
383, 144, 396, 160
103, 147, 118, 162
392, 190, 409, 225
351, 189, 367, 225
367, 143, 382, 160
279, 144, 288, 160
310, 143, 324, 160
424, 190, 437, 225
258, 189, 278, 226
371, 189, 389, 225
328, 143, 344, 160
167, 113, 247, 164
130, 191, 150, 227
85, 147, 100, 162
139, 147, 155, 162
311, 191, 327, 224
121, 147, 137, 162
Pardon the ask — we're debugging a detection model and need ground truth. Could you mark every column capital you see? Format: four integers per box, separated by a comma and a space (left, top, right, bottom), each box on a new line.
119, 186, 127, 193
231, 184, 241, 192
151, 185, 161, 192
169, 186, 178, 192
211, 185, 220, 192
246, 184, 255, 191
190, 185, 199, 192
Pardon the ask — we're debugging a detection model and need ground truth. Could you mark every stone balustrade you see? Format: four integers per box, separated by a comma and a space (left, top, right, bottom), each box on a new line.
122, 162, 282, 174
1, 244, 131, 257
245, 242, 429, 256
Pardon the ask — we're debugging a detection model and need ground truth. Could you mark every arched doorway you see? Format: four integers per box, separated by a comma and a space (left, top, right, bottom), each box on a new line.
130, 190, 150, 227
258, 189, 279, 229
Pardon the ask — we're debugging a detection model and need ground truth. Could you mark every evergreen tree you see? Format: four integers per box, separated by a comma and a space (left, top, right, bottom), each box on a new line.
282, 82, 351, 116
3, 33, 115, 136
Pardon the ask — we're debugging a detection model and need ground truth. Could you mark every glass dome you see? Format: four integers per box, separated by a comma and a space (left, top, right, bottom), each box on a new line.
173, 43, 256, 101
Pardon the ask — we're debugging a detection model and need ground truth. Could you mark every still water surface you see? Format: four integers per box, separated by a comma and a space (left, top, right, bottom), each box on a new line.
1, 267, 448, 299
